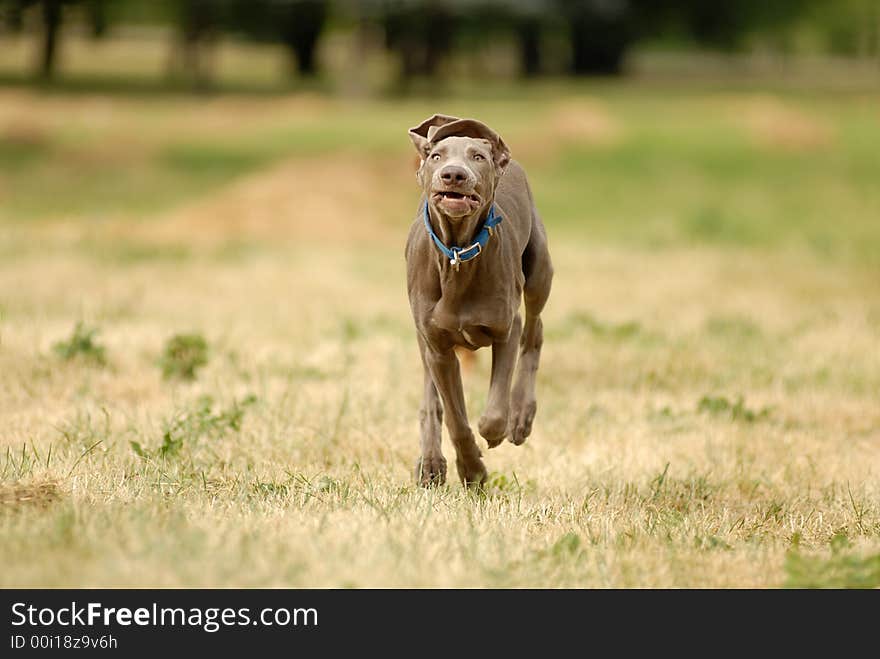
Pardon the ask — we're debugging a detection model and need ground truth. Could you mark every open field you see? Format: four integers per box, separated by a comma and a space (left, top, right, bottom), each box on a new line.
1, 80, 879, 587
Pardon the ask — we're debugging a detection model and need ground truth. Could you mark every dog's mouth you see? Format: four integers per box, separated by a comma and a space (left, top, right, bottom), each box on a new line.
432, 190, 481, 215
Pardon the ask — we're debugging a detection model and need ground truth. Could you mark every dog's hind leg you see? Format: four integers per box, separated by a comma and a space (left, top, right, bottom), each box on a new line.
510, 217, 553, 446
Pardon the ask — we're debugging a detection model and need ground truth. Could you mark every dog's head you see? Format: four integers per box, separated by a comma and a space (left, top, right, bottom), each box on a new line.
409, 114, 510, 219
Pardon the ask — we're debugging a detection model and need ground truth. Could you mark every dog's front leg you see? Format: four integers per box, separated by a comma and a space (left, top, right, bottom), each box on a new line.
423, 343, 487, 488
415, 335, 446, 486
479, 313, 522, 448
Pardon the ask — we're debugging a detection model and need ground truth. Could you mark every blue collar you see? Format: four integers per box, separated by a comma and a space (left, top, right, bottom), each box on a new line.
423, 201, 503, 270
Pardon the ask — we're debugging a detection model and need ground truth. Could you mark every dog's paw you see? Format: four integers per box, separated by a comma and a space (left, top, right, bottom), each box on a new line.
478, 412, 509, 449
455, 456, 488, 489
509, 399, 537, 446
415, 455, 447, 487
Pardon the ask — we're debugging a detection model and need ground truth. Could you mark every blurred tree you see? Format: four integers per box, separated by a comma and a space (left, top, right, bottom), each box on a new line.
277, 0, 328, 76
453, 0, 545, 78
381, 0, 455, 79
1, 0, 872, 88
643, 0, 821, 52
85, 0, 105, 38
2, 0, 26, 32
13, 0, 80, 78
0, 0, 109, 77
168, 0, 224, 87
554, 0, 830, 74
349, 0, 830, 80
39, 0, 63, 77
516, 12, 541, 76
228, 0, 329, 77
685, 0, 788, 50
558, 0, 635, 75
806, 0, 878, 57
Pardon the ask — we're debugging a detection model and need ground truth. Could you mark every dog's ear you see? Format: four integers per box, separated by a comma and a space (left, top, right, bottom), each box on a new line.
491, 134, 511, 177
428, 118, 510, 176
408, 113, 460, 158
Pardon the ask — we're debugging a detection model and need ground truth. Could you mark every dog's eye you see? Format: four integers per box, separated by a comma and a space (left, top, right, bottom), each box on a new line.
473, 153, 485, 161
431, 153, 441, 161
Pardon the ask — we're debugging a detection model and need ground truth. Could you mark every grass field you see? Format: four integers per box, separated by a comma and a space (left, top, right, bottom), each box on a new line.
1, 74, 879, 586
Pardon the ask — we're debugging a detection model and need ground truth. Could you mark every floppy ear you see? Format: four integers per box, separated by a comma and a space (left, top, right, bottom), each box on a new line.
428, 118, 511, 176
492, 136, 511, 177
408, 113, 460, 158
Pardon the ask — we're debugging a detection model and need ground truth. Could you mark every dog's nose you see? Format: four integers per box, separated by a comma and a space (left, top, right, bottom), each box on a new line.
440, 165, 469, 185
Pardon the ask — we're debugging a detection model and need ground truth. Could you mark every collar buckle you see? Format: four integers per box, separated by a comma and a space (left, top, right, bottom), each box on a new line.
424, 201, 499, 274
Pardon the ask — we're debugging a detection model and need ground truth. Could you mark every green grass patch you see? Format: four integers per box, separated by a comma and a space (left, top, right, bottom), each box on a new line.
130, 394, 257, 460
159, 333, 209, 380
785, 533, 880, 588
697, 395, 772, 423
534, 117, 880, 261
549, 311, 643, 341
52, 322, 107, 366
0, 136, 50, 170
160, 143, 279, 176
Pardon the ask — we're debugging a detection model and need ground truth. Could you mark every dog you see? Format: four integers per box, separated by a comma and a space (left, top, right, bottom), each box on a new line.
405, 114, 553, 487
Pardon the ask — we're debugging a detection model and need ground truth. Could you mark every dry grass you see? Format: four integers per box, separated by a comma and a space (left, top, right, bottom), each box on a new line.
547, 100, 623, 145
0, 480, 61, 509
148, 154, 412, 245
2, 238, 877, 587
736, 96, 835, 151
1, 87, 878, 588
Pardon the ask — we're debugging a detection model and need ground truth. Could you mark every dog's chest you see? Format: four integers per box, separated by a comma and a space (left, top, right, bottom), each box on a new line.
429, 273, 522, 347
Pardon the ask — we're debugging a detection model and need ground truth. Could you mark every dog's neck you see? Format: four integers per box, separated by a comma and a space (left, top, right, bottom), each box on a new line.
427, 201, 493, 255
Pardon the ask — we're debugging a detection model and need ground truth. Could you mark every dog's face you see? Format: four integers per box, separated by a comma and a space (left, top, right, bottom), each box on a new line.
409, 115, 510, 220
420, 136, 496, 217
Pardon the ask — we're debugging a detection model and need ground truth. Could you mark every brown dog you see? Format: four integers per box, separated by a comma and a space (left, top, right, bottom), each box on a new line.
405, 114, 553, 487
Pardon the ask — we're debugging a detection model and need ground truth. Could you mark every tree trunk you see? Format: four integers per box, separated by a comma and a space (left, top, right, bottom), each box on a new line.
569, 13, 627, 75
39, 0, 63, 79
422, 7, 452, 77
292, 36, 318, 76
280, 0, 327, 77
87, 0, 108, 39
518, 17, 541, 77
5, 2, 25, 33
169, 0, 218, 89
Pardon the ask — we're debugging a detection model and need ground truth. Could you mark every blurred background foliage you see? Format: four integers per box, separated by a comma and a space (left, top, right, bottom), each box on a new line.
0, 0, 877, 89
